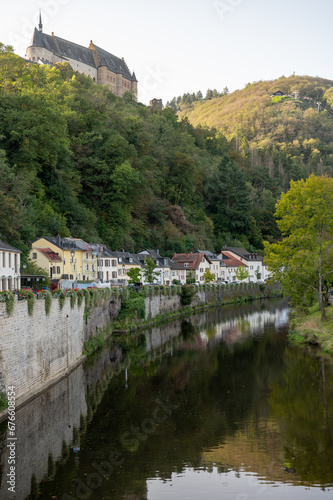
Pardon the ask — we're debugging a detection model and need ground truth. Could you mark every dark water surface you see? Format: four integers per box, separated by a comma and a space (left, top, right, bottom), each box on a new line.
1, 299, 333, 499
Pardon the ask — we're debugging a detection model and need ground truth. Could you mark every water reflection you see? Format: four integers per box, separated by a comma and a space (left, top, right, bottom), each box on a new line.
1, 298, 332, 499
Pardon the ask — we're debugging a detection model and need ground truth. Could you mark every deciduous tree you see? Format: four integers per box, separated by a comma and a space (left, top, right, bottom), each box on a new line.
264, 174, 333, 320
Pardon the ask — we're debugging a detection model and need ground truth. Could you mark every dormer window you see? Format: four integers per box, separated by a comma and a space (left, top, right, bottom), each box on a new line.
119, 257, 122, 263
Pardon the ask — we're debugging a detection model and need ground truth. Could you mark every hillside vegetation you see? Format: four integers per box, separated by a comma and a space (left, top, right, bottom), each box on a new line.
178, 75, 333, 190
2, 44, 333, 259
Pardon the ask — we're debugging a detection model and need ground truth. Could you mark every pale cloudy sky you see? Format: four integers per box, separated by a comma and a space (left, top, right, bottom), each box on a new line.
1, 0, 333, 104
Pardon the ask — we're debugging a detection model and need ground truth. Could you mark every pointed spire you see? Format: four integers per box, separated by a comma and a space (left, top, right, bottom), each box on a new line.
38, 10, 43, 33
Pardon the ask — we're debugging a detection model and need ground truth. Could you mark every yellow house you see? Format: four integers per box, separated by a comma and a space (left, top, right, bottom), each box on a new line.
30, 247, 63, 282
31, 236, 98, 282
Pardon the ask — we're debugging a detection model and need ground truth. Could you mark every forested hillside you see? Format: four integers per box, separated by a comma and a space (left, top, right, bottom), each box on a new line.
2, 44, 332, 259
177, 75, 333, 192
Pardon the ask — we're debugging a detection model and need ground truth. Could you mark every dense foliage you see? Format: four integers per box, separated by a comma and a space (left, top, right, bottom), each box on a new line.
2, 44, 333, 259
264, 175, 333, 320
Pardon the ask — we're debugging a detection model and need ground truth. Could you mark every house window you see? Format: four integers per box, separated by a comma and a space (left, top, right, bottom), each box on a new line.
200, 268, 203, 273
2, 252, 5, 267
112, 259, 117, 266
250, 266, 253, 270
184, 263, 189, 267
112, 271, 117, 278
70, 274, 73, 280
32, 253, 37, 259
9, 254, 11, 267
105, 260, 110, 267
86, 265, 89, 270
57, 266, 60, 274
86, 253, 89, 259
97, 259, 103, 266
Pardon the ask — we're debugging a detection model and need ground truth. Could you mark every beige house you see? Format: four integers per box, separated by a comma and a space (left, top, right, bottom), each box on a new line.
0, 241, 21, 291
172, 253, 213, 283
26, 14, 138, 98
30, 247, 63, 282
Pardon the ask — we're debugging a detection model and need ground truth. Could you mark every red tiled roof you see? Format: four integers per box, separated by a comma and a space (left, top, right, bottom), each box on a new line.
220, 252, 247, 268
36, 248, 62, 262
172, 253, 211, 270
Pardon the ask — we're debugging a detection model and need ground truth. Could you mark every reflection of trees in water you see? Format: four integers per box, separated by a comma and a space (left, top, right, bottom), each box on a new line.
38, 302, 290, 499
24, 298, 293, 499
269, 347, 333, 486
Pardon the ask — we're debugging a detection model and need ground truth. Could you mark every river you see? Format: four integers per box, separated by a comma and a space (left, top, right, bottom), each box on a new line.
1, 298, 333, 499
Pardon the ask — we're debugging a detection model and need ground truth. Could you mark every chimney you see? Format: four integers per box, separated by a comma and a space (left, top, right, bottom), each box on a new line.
56, 234, 61, 247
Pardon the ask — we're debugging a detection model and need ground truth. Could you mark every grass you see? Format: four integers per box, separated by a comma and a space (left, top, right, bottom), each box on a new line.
289, 303, 333, 354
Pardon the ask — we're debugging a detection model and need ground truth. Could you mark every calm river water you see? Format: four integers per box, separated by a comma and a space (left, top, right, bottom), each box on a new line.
1, 298, 333, 500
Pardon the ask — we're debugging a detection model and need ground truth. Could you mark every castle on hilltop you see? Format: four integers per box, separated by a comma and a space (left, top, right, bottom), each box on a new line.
26, 13, 138, 99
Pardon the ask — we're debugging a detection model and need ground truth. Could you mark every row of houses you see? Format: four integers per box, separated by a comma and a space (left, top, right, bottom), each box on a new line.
0, 236, 271, 292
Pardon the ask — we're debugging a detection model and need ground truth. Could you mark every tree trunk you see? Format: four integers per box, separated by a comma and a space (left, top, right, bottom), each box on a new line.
318, 273, 326, 321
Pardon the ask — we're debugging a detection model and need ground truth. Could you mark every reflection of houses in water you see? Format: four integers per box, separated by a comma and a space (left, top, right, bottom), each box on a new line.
198, 307, 289, 346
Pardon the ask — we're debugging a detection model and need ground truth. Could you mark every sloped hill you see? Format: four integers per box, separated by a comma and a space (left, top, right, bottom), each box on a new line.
179, 75, 333, 142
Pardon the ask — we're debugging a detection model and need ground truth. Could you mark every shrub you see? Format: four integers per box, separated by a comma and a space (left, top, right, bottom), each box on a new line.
0, 391, 8, 410
77, 289, 84, 308
180, 285, 197, 306
44, 291, 52, 315
0, 291, 15, 316
70, 290, 77, 309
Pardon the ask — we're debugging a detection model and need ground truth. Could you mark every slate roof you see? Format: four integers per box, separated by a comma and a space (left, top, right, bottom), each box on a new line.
34, 236, 91, 251
136, 250, 170, 268
169, 260, 186, 271
92, 44, 135, 81
29, 28, 96, 67
0, 240, 21, 252
28, 29, 136, 81
111, 251, 141, 266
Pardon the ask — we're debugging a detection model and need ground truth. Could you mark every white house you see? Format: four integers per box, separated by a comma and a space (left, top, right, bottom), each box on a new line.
0, 241, 21, 291
217, 247, 271, 282
136, 250, 172, 285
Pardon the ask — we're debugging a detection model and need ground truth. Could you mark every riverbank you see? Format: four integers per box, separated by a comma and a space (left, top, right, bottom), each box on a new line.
289, 304, 333, 354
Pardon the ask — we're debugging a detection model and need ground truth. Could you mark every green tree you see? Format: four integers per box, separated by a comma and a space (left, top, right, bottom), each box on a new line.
203, 268, 215, 283
204, 153, 251, 236
142, 256, 159, 284
235, 267, 250, 283
186, 271, 195, 284
127, 267, 142, 284
264, 174, 333, 320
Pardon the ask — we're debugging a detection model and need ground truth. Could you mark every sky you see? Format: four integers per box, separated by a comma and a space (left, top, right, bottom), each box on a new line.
1, 0, 333, 105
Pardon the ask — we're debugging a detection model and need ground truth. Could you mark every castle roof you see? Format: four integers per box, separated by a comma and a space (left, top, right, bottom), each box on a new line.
29, 28, 96, 67
91, 43, 135, 81
28, 28, 136, 81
